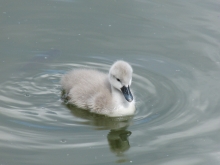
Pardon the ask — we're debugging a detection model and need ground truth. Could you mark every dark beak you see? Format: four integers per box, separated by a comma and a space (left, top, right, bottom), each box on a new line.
121, 86, 133, 102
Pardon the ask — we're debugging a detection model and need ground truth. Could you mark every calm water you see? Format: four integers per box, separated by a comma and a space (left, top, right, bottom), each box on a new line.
1, 0, 220, 164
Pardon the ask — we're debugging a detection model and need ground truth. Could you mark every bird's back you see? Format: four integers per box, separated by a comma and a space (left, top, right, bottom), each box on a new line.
61, 69, 112, 111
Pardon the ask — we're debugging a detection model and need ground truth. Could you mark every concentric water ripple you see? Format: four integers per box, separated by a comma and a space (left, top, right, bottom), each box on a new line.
1, 62, 179, 124
0, 59, 189, 140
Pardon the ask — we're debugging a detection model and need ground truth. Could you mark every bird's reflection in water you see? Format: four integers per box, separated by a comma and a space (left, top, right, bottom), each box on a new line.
65, 104, 132, 158
108, 129, 131, 159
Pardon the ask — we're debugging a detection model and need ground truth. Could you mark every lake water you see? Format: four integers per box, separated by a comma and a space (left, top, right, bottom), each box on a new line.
1, 0, 220, 164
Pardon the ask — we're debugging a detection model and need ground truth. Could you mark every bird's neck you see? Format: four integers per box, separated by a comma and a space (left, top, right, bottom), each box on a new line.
110, 86, 135, 117
111, 86, 130, 107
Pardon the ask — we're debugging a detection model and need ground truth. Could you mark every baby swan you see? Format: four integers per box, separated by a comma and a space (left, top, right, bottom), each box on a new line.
61, 61, 135, 117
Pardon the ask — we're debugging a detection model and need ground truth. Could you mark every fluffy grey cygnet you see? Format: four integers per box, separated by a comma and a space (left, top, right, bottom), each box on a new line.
61, 60, 135, 117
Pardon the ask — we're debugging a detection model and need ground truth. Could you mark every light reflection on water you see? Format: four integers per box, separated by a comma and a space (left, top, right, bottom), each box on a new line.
1, 56, 219, 163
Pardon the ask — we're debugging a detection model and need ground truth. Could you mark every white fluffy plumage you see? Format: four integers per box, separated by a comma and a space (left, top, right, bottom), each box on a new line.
61, 61, 135, 117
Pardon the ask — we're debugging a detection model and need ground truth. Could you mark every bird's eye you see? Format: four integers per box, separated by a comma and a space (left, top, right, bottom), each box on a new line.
116, 78, 121, 82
